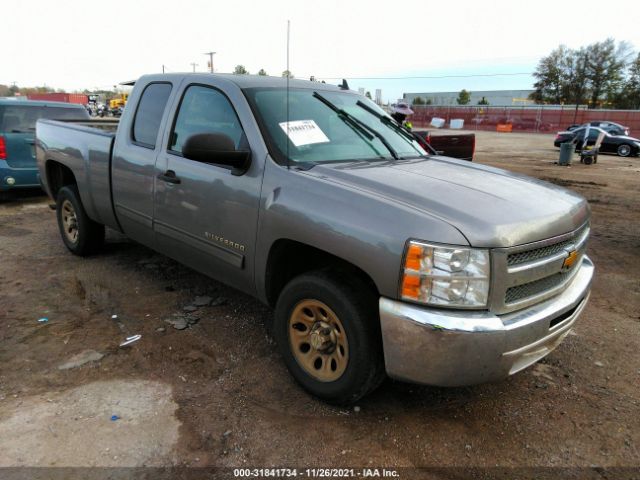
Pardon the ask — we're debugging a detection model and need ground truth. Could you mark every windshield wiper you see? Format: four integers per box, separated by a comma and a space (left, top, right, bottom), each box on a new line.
355, 100, 432, 157
313, 92, 399, 160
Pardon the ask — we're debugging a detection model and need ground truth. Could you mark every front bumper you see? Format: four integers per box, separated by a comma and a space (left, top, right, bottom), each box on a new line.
379, 255, 594, 386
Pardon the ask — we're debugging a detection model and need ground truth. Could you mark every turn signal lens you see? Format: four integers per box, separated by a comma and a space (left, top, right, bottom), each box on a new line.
405, 244, 423, 271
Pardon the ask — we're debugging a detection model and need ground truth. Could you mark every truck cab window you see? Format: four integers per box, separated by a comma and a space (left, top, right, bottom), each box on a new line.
169, 85, 246, 154
132, 82, 172, 148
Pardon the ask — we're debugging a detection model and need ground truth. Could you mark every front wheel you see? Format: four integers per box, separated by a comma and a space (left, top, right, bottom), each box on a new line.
56, 185, 105, 256
617, 144, 632, 157
274, 270, 385, 404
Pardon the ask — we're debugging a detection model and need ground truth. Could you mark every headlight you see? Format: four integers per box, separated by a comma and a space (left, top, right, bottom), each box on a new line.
400, 241, 490, 308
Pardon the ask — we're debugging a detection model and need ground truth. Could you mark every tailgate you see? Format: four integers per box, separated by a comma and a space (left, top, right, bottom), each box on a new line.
2, 132, 36, 168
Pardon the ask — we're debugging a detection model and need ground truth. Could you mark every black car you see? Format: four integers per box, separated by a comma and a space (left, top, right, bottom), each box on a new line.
554, 127, 640, 157
567, 121, 629, 136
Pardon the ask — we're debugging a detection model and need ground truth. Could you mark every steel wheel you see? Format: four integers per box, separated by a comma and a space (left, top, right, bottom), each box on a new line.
288, 299, 349, 382
617, 144, 631, 157
61, 199, 79, 244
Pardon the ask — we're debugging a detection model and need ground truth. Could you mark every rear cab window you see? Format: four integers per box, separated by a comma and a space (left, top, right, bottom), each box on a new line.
131, 83, 173, 148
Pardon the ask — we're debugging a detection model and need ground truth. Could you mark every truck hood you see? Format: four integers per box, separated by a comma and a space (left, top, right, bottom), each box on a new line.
305, 157, 589, 248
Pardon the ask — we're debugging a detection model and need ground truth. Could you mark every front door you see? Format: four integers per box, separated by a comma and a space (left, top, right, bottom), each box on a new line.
153, 83, 261, 293
111, 82, 174, 247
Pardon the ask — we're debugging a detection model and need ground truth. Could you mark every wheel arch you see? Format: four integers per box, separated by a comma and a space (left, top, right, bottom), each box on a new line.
263, 238, 380, 308
45, 160, 77, 200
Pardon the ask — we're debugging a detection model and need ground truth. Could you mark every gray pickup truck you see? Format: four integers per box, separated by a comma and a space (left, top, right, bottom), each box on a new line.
36, 73, 593, 404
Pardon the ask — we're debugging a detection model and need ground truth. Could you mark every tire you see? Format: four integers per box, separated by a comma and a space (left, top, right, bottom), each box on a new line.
56, 185, 104, 256
583, 156, 593, 165
617, 144, 632, 157
274, 270, 385, 404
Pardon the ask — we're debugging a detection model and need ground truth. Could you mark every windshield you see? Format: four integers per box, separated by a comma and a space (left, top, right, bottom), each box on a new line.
0, 105, 89, 133
244, 88, 428, 165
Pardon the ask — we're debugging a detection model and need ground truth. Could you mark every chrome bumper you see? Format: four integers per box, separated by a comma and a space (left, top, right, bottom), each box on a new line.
379, 255, 594, 386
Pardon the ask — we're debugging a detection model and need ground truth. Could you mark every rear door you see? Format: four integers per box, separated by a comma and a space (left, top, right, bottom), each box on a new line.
153, 82, 262, 293
111, 81, 176, 247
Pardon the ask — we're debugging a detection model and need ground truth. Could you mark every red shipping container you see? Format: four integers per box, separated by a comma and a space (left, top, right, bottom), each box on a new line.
27, 92, 88, 104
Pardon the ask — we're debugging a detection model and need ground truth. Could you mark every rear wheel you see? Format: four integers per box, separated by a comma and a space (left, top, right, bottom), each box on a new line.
274, 270, 385, 404
56, 185, 104, 256
617, 144, 632, 157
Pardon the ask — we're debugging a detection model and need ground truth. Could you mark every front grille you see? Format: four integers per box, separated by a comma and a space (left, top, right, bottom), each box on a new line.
505, 270, 573, 304
507, 224, 588, 266
491, 222, 590, 314
508, 238, 575, 266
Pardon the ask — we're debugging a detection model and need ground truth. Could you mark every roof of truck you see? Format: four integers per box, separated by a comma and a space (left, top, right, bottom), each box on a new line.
136, 73, 345, 91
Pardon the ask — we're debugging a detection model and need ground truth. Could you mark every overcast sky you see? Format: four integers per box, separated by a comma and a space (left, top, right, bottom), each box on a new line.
2, 0, 639, 102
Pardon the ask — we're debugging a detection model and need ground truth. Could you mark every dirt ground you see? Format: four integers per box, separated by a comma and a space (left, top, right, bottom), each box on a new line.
0, 131, 638, 473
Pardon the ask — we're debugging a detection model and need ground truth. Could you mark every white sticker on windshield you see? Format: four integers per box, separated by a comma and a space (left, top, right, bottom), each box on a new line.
279, 120, 330, 147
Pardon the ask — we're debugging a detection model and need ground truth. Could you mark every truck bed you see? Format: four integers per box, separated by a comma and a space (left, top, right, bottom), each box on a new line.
36, 119, 120, 230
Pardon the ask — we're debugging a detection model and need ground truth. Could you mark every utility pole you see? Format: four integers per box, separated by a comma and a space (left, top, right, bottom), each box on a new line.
162, 65, 165, 73
190, 63, 198, 73
204, 51, 216, 73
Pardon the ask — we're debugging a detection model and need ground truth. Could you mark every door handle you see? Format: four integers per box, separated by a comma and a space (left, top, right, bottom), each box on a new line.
157, 170, 181, 184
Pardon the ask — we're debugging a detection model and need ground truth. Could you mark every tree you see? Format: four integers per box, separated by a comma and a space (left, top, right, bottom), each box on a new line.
412, 96, 425, 105
456, 89, 471, 105
530, 39, 634, 110
530, 45, 591, 112
257, 69, 267, 76
365, 91, 372, 99
0, 84, 12, 97
585, 39, 632, 108
425, 98, 433, 105
530, 45, 570, 104
233, 65, 249, 75
477, 96, 489, 105
281, 70, 294, 79
613, 52, 640, 109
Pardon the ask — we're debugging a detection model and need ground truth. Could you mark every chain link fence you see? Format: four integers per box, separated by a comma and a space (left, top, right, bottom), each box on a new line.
410, 105, 640, 134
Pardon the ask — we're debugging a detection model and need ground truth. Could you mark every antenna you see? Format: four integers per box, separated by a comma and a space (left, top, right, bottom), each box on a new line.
286, 20, 290, 170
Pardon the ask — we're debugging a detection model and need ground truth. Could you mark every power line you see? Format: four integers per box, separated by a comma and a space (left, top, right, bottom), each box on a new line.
318, 72, 533, 80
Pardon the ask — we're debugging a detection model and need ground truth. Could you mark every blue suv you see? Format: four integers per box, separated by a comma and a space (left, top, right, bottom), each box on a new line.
0, 99, 89, 200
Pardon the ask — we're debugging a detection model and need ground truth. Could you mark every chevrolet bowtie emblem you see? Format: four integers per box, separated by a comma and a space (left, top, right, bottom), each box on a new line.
562, 250, 578, 270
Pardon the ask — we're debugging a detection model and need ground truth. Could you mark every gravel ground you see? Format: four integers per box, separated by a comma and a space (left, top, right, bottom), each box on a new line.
0, 131, 638, 473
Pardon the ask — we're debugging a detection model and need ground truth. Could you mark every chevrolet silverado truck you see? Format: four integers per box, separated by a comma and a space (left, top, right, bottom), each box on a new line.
36, 73, 593, 404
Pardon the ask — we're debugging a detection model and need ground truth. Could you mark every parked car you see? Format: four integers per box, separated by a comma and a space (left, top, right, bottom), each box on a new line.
567, 121, 629, 136
37, 73, 593, 403
554, 126, 640, 157
0, 99, 89, 200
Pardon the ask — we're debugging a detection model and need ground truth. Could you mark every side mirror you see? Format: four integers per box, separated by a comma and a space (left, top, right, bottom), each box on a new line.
182, 133, 251, 176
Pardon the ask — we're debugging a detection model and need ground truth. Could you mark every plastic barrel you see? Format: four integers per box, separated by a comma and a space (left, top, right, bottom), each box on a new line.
559, 142, 574, 166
